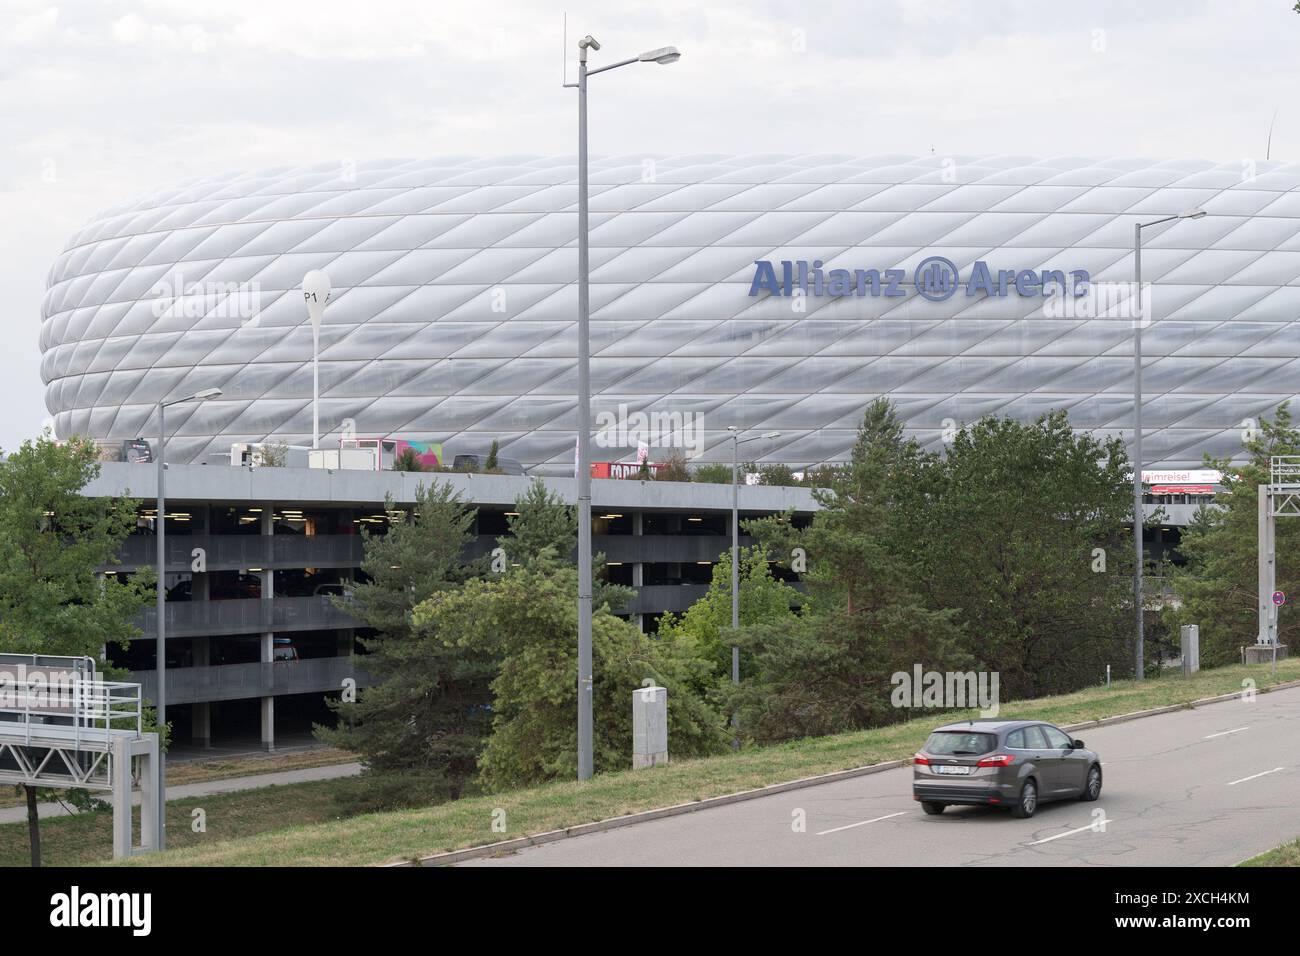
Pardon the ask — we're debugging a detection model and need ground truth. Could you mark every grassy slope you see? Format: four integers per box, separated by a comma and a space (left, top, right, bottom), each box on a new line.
0, 778, 355, 867
1239, 838, 1300, 867
116, 660, 1300, 867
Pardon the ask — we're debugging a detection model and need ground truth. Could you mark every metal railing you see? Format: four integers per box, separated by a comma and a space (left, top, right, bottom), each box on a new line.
0, 678, 143, 751
1272, 456, 1300, 488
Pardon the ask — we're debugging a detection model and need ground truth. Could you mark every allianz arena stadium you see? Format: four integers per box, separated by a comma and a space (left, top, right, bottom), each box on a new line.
40, 154, 1300, 471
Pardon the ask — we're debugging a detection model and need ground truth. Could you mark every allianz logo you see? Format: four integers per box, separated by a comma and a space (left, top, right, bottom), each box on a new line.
749, 258, 1092, 303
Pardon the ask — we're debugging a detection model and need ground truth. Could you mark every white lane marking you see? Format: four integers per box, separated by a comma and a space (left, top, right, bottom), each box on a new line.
1204, 726, 1250, 739
1027, 820, 1113, 846
815, 811, 907, 836
1227, 767, 1284, 786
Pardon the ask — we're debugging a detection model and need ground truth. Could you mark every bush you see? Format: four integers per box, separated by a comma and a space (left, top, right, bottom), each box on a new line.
692, 463, 734, 484
756, 463, 800, 486
392, 448, 425, 472
656, 450, 691, 482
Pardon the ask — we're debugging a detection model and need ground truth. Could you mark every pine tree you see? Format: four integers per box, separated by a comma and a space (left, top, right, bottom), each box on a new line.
316, 481, 493, 808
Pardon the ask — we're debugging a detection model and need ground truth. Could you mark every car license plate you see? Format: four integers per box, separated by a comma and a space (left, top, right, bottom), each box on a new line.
933, 765, 971, 775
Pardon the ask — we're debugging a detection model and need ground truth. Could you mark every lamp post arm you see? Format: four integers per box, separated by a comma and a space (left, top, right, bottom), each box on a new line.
587, 57, 639, 75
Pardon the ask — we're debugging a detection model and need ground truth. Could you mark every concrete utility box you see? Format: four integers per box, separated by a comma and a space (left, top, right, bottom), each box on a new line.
632, 684, 668, 769
1180, 625, 1200, 675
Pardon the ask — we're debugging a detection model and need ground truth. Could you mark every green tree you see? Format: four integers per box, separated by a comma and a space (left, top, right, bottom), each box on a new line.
484, 440, 500, 473
0, 435, 152, 865
316, 481, 493, 809
920, 411, 1134, 695
656, 545, 804, 684
1167, 404, 1300, 665
414, 555, 727, 790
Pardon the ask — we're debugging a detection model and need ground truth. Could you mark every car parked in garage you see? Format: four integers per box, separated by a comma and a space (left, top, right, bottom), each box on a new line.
912, 718, 1102, 818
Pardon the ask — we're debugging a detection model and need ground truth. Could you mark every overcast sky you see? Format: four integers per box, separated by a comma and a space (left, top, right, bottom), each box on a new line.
3, 0, 1298, 451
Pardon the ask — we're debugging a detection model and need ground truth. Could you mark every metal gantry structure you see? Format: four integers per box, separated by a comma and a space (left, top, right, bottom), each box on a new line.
0, 655, 161, 859
1258, 456, 1299, 649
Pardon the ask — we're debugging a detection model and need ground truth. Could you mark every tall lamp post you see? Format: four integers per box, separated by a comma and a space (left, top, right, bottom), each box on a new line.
727, 428, 780, 685
1132, 207, 1205, 679
567, 35, 680, 781
302, 271, 331, 449
154, 386, 222, 848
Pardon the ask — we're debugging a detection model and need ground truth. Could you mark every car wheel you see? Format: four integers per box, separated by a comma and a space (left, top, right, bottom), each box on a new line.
1011, 778, 1038, 818
921, 801, 945, 816
1080, 765, 1102, 801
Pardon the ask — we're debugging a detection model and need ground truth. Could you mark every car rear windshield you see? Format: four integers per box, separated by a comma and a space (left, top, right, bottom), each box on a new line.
923, 731, 998, 756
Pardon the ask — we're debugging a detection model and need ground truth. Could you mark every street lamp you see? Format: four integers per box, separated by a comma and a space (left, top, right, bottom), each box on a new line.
1132, 207, 1205, 680
567, 34, 680, 782
154, 385, 221, 849
302, 271, 331, 449
728, 428, 780, 685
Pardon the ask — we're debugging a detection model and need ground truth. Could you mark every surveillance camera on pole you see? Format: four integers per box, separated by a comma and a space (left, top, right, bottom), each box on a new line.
302, 270, 331, 450
566, 31, 681, 781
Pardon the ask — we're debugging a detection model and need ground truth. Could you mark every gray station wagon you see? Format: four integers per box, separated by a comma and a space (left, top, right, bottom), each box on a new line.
911, 718, 1102, 818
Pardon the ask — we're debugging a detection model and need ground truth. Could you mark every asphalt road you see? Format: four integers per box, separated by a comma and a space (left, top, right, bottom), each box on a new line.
462, 684, 1300, 866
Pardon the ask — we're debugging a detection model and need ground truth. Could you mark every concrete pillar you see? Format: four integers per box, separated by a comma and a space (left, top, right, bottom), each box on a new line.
632, 511, 645, 632
192, 701, 211, 746
138, 734, 160, 853
111, 736, 132, 860
260, 505, 275, 752
632, 684, 668, 769
260, 693, 275, 752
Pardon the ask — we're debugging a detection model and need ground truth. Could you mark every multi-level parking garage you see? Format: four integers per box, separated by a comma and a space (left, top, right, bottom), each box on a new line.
84, 464, 816, 747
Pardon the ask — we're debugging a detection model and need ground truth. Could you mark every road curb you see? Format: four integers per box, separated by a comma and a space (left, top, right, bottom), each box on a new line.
403, 677, 1300, 867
